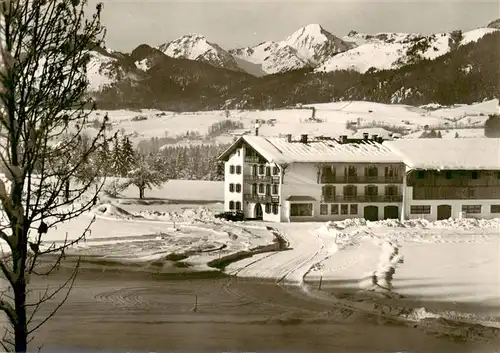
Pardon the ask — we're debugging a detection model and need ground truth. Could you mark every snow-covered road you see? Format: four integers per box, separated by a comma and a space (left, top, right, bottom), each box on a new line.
225, 222, 339, 284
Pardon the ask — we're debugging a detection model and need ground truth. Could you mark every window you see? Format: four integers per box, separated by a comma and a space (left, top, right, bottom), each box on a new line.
252, 183, 257, 195
350, 204, 358, 215
235, 201, 241, 211
320, 204, 328, 215
385, 166, 399, 178
235, 165, 242, 175
258, 165, 265, 175
491, 205, 500, 213
321, 166, 336, 183
265, 166, 271, 176
322, 185, 336, 201
229, 183, 235, 192
252, 165, 258, 175
331, 204, 339, 215
272, 204, 279, 215
365, 185, 378, 196
471, 171, 478, 179
410, 205, 431, 214
346, 166, 357, 177
258, 184, 264, 193
340, 204, 349, 215
272, 166, 280, 175
445, 171, 452, 179
385, 185, 398, 195
417, 171, 425, 179
365, 166, 378, 178
343, 185, 357, 199
235, 184, 241, 193
345, 166, 357, 177
290, 203, 313, 217
462, 205, 481, 214
229, 201, 235, 210
265, 184, 271, 195
265, 203, 271, 214
497, 172, 500, 179
229, 165, 235, 174
272, 184, 279, 195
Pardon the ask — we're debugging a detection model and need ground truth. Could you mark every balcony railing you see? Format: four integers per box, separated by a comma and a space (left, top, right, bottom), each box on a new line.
321, 195, 403, 203
320, 176, 403, 184
244, 156, 260, 163
244, 194, 280, 204
244, 175, 280, 184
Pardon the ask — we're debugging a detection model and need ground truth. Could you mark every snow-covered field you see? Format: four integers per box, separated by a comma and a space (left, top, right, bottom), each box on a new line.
86, 99, 499, 146
1, 178, 493, 332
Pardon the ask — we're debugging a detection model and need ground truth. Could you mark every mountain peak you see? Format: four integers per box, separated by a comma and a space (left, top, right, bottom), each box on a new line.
157, 34, 242, 72
487, 18, 500, 29
284, 23, 353, 66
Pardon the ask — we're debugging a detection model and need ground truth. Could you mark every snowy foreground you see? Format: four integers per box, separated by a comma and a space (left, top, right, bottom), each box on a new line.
0, 180, 499, 337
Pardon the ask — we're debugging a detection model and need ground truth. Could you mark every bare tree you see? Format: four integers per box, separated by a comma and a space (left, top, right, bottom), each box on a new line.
0, 0, 108, 351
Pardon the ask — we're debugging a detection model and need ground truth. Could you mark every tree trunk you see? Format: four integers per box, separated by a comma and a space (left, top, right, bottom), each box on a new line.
139, 187, 144, 199
14, 280, 28, 353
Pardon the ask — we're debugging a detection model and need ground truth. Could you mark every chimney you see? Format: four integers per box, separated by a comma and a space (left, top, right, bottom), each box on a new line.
371, 134, 378, 141
286, 134, 292, 142
300, 134, 308, 144
339, 135, 347, 144
363, 133, 369, 141
255, 123, 260, 136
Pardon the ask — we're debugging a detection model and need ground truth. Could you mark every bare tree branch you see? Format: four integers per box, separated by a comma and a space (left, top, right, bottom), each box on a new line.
0, 0, 109, 351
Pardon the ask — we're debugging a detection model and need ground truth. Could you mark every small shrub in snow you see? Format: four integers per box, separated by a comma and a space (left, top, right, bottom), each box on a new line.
104, 179, 127, 197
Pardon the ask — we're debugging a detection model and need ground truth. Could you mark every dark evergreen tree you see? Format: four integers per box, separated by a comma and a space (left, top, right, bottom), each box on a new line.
484, 114, 500, 137
121, 136, 136, 175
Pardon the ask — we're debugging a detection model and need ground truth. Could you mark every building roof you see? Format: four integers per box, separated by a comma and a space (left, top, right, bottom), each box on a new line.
383, 138, 500, 170
218, 135, 403, 164
287, 196, 317, 201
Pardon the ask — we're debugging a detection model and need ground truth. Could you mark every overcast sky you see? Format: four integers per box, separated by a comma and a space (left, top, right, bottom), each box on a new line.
88, 0, 499, 52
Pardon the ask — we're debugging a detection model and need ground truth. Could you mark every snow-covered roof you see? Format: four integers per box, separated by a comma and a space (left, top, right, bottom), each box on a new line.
350, 128, 394, 140
383, 138, 500, 170
218, 135, 403, 164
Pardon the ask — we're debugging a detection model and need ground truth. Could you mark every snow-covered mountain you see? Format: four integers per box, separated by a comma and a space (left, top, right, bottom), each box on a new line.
316, 27, 499, 74
86, 48, 140, 92
119, 23, 499, 77
487, 18, 500, 29
85, 20, 499, 100
230, 24, 353, 74
157, 34, 243, 72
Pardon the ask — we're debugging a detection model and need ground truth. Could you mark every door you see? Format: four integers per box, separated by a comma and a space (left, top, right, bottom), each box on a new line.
384, 206, 399, 220
364, 206, 379, 222
437, 205, 452, 220
254, 203, 263, 220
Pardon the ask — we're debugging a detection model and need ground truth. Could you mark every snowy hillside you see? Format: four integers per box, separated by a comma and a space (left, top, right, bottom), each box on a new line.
316, 27, 499, 73
230, 24, 353, 74
86, 50, 137, 92
229, 41, 309, 75
84, 99, 499, 147
157, 34, 243, 72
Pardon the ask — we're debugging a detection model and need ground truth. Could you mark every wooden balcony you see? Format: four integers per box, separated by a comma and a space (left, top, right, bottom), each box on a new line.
320, 176, 404, 184
244, 194, 280, 204
321, 195, 403, 203
244, 175, 280, 184
244, 156, 260, 163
